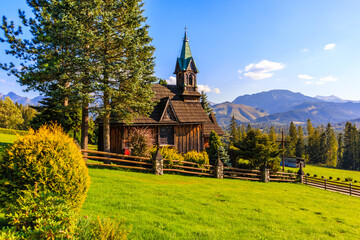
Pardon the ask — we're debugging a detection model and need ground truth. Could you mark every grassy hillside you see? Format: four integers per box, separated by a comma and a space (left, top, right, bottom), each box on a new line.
303, 164, 360, 182
83, 167, 360, 239
1, 132, 360, 239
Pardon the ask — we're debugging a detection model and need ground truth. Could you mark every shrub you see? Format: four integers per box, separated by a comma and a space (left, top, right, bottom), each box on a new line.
150, 146, 184, 163
321, 176, 324, 179
237, 158, 251, 169
354, 180, 358, 183
0, 124, 90, 211
345, 177, 353, 182
5, 188, 76, 239
337, 177, 341, 181
183, 151, 209, 167
306, 173, 310, 176
76, 216, 130, 240
0, 127, 28, 136
313, 174, 317, 177
129, 128, 153, 157
329, 176, 333, 180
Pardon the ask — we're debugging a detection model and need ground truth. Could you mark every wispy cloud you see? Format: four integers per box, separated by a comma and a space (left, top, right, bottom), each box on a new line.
324, 43, 336, 50
198, 85, 221, 94
320, 76, 338, 82
0, 79, 6, 83
304, 75, 338, 85
302, 48, 309, 52
298, 74, 314, 80
240, 60, 285, 80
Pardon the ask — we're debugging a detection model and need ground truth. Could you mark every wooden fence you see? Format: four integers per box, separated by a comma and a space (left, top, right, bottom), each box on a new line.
81, 149, 300, 183
305, 176, 360, 197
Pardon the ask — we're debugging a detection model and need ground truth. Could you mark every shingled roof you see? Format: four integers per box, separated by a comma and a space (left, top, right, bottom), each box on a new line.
129, 84, 223, 136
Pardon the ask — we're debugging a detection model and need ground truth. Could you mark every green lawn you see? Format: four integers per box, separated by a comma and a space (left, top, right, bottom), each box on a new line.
1, 132, 360, 239
82, 167, 360, 239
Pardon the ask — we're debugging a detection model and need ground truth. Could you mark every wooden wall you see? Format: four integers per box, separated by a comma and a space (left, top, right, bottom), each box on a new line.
174, 124, 203, 153
108, 124, 203, 154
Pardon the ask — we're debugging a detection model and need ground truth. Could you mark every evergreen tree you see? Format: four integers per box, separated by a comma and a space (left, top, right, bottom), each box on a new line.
233, 129, 281, 171
337, 133, 343, 167
324, 123, 338, 167
295, 126, 306, 158
229, 115, 238, 143
0, 97, 24, 129
342, 122, 358, 169
269, 126, 276, 142
200, 90, 212, 114
318, 125, 327, 164
18, 104, 37, 130
286, 121, 297, 157
206, 131, 230, 166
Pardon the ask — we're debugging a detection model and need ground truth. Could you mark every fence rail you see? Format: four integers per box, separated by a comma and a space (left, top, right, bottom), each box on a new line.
81, 149, 302, 183
305, 176, 360, 197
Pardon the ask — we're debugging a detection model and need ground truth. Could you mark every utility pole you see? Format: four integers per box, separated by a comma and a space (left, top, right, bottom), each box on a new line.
276, 129, 289, 172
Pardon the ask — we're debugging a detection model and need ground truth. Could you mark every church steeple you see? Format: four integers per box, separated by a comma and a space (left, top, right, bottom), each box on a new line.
174, 28, 199, 92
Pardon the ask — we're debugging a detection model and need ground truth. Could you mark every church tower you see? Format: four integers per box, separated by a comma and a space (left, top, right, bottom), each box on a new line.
174, 28, 201, 102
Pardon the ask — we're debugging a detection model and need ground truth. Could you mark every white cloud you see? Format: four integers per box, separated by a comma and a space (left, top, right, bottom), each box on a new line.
198, 85, 221, 94
320, 76, 338, 82
302, 48, 309, 52
324, 43, 336, 50
166, 76, 176, 85
298, 74, 314, 80
241, 60, 285, 80
305, 81, 314, 85
213, 88, 221, 94
0, 79, 6, 83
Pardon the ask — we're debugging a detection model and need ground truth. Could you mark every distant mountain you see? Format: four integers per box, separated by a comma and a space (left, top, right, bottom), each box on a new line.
212, 102, 268, 126
254, 101, 360, 125
232, 89, 322, 114
315, 95, 347, 103
1, 92, 43, 105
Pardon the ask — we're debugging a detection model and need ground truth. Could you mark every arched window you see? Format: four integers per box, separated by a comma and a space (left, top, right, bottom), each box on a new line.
189, 74, 193, 86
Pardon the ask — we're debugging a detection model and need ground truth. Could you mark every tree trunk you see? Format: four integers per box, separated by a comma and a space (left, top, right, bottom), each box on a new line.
81, 103, 89, 157
103, 93, 111, 153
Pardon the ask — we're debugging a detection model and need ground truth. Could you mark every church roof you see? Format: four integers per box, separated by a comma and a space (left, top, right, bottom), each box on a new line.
174, 29, 199, 73
127, 84, 223, 136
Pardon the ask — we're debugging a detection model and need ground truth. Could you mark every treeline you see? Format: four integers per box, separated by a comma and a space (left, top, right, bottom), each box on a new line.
227, 116, 360, 171
0, 97, 36, 130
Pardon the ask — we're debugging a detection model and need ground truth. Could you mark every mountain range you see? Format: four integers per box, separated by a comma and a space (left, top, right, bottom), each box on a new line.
4, 89, 360, 127
213, 89, 360, 127
0, 92, 43, 106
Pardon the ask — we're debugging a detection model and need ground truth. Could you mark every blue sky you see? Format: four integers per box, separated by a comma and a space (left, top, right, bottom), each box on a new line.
1, 0, 360, 103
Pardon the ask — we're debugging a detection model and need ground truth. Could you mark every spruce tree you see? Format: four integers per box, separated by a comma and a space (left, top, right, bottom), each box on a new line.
200, 90, 212, 114
229, 115, 238, 143
296, 126, 305, 158
286, 121, 297, 157
324, 123, 338, 167
269, 126, 277, 142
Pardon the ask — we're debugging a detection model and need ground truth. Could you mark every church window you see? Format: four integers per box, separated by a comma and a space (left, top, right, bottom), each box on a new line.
160, 126, 174, 145
189, 74, 193, 86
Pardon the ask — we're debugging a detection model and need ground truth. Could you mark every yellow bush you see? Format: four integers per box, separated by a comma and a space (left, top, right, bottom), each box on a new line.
184, 151, 209, 167
0, 124, 90, 212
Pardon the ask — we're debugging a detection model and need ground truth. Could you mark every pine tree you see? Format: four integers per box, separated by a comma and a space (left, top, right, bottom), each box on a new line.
342, 122, 358, 169
206, 131, 230, 165
269, 126, 276, 142
296, 126, 306, 158
337, 133, 344, 168
324, 123, 338, 167
229, 115, 238, 143
286, 121, 297, 157
200, 91, 212, 114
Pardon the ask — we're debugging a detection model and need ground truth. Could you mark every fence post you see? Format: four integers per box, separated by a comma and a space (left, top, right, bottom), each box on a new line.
324, 178, 327, 190
153, 148, 163, 175
305, 175, 308, 185
297, 163, 305, 184
262, 167, 270, 183
350, 183, 352, 196
214, 158, 224, 179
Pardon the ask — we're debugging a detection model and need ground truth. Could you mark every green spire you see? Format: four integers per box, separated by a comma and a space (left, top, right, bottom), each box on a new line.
175, 28, 198, 73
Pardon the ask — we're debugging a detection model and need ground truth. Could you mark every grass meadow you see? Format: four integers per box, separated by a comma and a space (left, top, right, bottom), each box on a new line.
1, 133, 360, 239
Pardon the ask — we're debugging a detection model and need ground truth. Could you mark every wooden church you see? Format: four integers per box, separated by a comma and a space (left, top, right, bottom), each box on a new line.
100, 30, 223, 154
